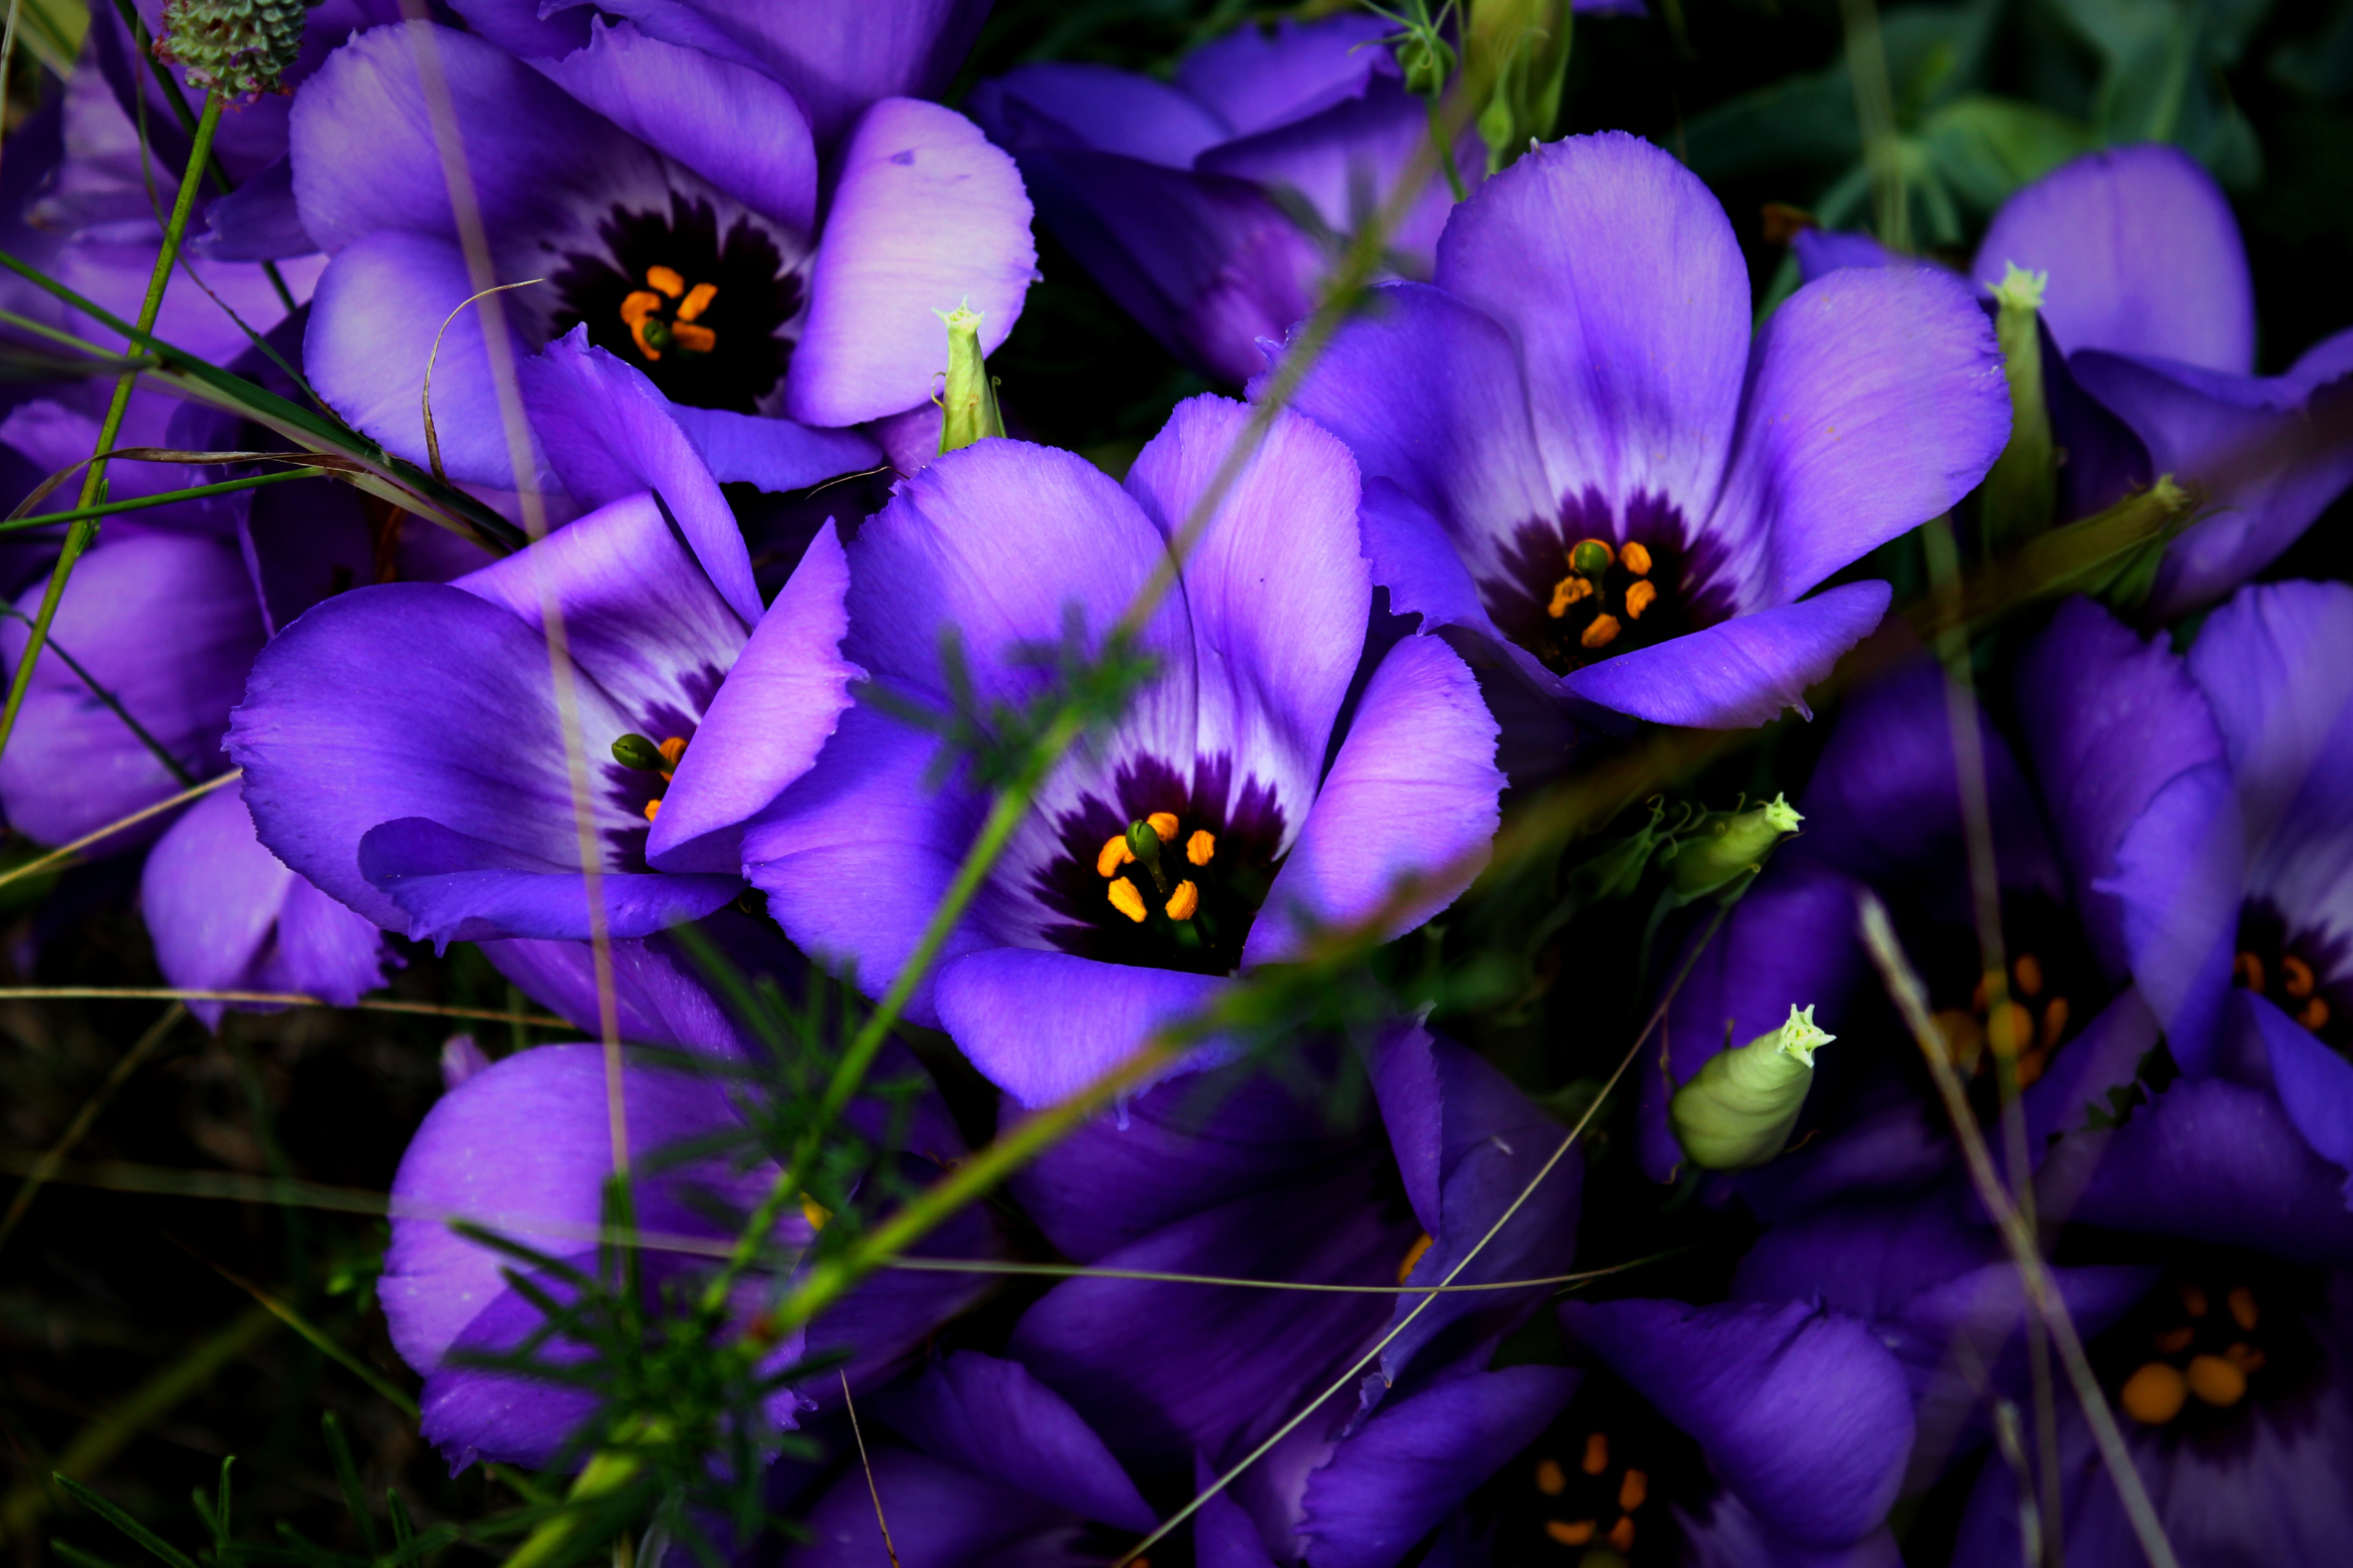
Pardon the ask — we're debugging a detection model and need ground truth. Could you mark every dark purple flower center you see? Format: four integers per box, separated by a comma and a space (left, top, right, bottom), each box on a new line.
1481, 489, 1731, 677
1909, 895, 2103, 1117
1473, 1369, 1702, 1564
2072, 1243, 2324, 1437
2233, 902, 2350, 1053
549, 194, 798, 413
1032, 754, 1286, 975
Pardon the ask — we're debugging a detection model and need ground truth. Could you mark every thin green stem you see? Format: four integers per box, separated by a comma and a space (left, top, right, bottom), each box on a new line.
0, 465, 324, 534
0, 92, 221, 770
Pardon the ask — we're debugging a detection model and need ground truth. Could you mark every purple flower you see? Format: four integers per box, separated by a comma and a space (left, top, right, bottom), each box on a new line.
1734, 1065, 2353, 1563
383, 1036, 992, 1469
660, 396, 1506, 1107
226, 347, 777, 953
788, 1021, 1582, 1567
1465, 1296, 1916, 1567
1274, 131, 2010, 736
2029, 582, 2353, 1198
287, 5, 1034, 490
1801, 145, 2353, 617
969, 13, 1481, 385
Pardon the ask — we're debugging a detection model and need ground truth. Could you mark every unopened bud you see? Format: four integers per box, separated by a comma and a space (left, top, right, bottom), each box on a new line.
937, 304, 1005, 453
1983, 262, 2055, 552
1467, 0, 1573, 174
1670, 1004, 1834, 1170
156, 0, 323, 102
1661, 794, 1801, 899
611, 733, 665, 772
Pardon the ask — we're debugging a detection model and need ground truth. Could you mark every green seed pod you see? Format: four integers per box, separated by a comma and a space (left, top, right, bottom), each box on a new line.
1670, 1005, 1835, 1171
937, 304, 1005, 453
1661, 793, 1802, 900
1569, 538, 1614, 576
610, 733, 666, 773
156, 0, 323, 102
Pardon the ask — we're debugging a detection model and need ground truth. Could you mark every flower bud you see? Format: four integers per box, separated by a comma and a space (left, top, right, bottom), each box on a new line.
1660, 793, 1801, 900
1124, 818, 1164, 867
937, 304, 1005, 453
611, 733, 666, 772
1670, 1004, 1835, 1171
1982, 263, 2055, 553
156, 0, 321, 102
1468, 0, 1573, 173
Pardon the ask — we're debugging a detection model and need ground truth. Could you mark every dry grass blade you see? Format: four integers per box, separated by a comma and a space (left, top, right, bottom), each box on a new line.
0, 771, 242, 888
839, 1372, 900, 1568
1857, 892, 2179, 1568
0, 989, 569, 1027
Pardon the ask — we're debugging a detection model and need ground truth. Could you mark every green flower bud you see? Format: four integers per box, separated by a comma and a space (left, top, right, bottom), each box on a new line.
1396, 30, 1458, 98
1983, 263, 2055, 553
156, 0, 322, 102
1661, 793, 1801, 899
1670, 1004, 1835, 1171
1569, 537, 1614, 576
1467, 0, 1573, 174
1125, 819, 1164, 867
937, 304, 1005, 453
610, 733, 665, 772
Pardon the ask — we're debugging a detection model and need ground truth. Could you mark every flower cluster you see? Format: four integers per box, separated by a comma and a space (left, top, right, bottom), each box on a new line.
3, 2, 2351, 1566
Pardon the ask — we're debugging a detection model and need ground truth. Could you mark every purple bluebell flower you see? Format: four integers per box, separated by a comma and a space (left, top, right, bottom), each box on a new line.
790, 1020, 1581, 1567
2024, 583, 2353, 1197
969, 13, 1481, 386
1275, 131, 2010, 735
1799, 145, 2353, 617
287, 3, 1033, 491
383, 1036, 992, 1470
659, 396, 1506, 1106
1733, 1059, 2353, 1563
225, 337, 814, 963
1460, 1296, 1915, 1566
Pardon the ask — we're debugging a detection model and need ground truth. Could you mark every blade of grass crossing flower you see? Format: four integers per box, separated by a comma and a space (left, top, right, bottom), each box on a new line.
0, 771, 242, 889
1858, 893, 2180, 1568
0, 466, 328, 534
839, 1373, 901, 1568
0, 608, 196, 786
0, 91, 223, 771
1924, 513, 2066, 1552
0, 1004, 185, 1260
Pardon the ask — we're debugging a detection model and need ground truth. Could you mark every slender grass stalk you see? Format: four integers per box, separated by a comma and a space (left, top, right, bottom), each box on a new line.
1859, 895, 2181, 1568
0, 91, 222, 769
0, 988, 569, 1027
0, 465, 326, 534
0, 771, 241, 889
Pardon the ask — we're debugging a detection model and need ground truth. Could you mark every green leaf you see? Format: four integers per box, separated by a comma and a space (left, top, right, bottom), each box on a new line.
1920, 96, 2099, 214
52, 1476, 203, 1568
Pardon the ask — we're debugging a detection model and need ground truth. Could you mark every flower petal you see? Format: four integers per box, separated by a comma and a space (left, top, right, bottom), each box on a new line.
1434, 131, 1750, 530
452, 488, 748, 718
141, 784, 390, 1027
1172, 14, 1397, 139
1719, 262, 2009, 605
357, 816, 741, 944
969, 62, 1231, 166
870, 1352, 1156, 1532
790, 1451, 1070, 1568
1012, 146, 1320, 385
935, 948, 1234, 1109
661, 402, 882, 493
539, 19, 817, 234
1296, 1363, 1581, 1568
2016, 594, 2226, 978
2245, 990, 2353, 1211
2101, 759, 2243, 1074
651, 523, 858, 872
226, 581, 633, 930
516, 331, 763, 623
1971, 143, 2253, 373
1562, 1297, 1915, 1548
0, 535, 262, 853
1124, 395, 1370, 836
785, 98, 1036, 428
1245, 634, 1501, 964
303, 228, 549, 487
1560, 580, 1891, 729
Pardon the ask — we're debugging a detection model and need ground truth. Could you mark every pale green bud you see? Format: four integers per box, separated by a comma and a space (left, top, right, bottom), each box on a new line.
937, 304, 1005, 454
1661, 793, 1801, 899
1983, 263, 2055, 553
157, 0, 322, 102
1670, 1005, 1835, 1171
1467, 0, 1573, 174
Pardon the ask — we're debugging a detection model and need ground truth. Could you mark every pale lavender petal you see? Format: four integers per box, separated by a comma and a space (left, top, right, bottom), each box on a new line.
934, 948, 1233, 1108
785, 99, 1036, 428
